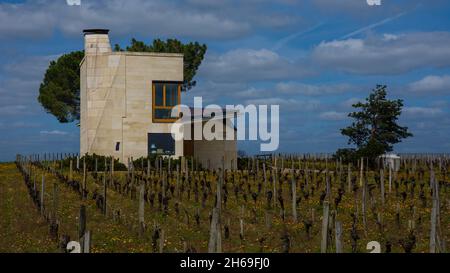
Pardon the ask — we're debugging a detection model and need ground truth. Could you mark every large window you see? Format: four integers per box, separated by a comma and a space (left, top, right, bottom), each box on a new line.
152, 82, 181, 123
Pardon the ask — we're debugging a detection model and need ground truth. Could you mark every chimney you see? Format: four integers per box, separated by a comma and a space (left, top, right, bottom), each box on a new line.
83, 29, 112, 55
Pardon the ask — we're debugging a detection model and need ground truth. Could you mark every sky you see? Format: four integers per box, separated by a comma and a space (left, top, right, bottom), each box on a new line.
1, 0, 450, 161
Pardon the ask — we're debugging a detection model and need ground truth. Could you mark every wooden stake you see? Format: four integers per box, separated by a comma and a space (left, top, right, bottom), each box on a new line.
380, 168, 385, 207
335, 221, 343, 253
79, 205, 86, 252
159, 229, 165, 253
321, 201, 330, 253
103, 168, 107, 216
208, 208, 219, 253
359, 158, 364, 187
69, 160, 73, 181
291, 170, 297, 223
347, 164, 352, 193
139, 183, 145, 237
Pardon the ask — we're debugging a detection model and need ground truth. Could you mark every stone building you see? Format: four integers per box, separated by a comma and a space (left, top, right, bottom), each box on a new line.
80, 29, 237, 170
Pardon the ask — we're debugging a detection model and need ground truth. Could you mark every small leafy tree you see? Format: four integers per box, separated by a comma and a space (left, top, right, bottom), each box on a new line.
340, 85, 413, 161
39, 38, 207, 123
38, 51, 84, 123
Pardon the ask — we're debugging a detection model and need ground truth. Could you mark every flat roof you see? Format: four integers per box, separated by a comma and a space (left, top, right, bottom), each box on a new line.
110, 51, 184, 58
80, 51, 183, 66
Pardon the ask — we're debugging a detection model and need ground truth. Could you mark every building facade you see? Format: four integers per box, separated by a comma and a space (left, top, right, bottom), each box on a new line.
80, 29, 237, 170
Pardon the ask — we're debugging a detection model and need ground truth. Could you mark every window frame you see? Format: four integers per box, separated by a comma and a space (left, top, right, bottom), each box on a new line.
152, 81, 182, 123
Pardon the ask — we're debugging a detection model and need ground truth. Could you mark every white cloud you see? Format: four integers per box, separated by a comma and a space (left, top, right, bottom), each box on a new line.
312, 32, 450, 75
0, 105, 28, 115
40, 130, 69, 136
276, 82, 354, 96
200, 48, 312, 82
0, 55, 56, 116
244, 97, 320, 112
403, 107, 444, 117
0, 0, 302, 40
409, 75, 450, 94
341, 97, 362, 108
319, 111, 347, 121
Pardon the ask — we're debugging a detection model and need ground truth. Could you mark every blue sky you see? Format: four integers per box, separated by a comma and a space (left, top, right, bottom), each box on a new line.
1, 0, 450, 161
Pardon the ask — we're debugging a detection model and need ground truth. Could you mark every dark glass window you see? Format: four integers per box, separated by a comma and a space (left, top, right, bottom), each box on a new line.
152, 82, 180, 122
148, 133, 175, 155
166, 83, 178, 106
155, 109, 173, 119
154, 83, 164, 106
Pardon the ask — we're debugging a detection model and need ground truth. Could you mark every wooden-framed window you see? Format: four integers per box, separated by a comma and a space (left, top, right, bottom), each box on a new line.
152, 81, 181, 123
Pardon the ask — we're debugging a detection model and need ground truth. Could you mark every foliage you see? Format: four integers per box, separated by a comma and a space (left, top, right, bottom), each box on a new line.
38, 51, 84, 123
115, 38, 207, 92
340, 85, 413, 161
333, 148, 358, 165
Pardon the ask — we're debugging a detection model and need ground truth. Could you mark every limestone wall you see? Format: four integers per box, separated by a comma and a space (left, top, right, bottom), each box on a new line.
80, 51, 183, 163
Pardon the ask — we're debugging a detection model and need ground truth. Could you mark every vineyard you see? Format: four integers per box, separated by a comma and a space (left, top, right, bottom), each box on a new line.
1, 153, 449, 253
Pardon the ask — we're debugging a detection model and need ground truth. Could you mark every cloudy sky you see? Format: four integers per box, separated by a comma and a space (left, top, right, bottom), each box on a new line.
1, 0, 450, 161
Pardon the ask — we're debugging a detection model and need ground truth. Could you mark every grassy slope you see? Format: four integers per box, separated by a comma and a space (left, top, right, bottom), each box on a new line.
0, 163, 56, 253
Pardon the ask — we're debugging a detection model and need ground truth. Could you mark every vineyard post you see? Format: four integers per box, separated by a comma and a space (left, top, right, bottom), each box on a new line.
335, 221, 343, 253
176, 165, 180, 199
83, 156, 86, 199
104, 156, 107, 180
139, 183, 145, 237
389, 165, 392, 194
83, 231, 91, 253
305, 166, 309, 189
263, 163, 267, 193
103, 166, 107, 216
240, 205, 245, 241
272, 169, 277, 208
362, 177, 367, 233
240, 218, 244, 241
52, 183, 58, 224
159, 229, 165, 253
162, 171, 167, 200
111, 156, 114, 186
131, 157, 135, 186
256, 158, 259, 176
181, 157, 186, 174
291, 169, 297, 223
69, 160, 73, 181
380, 168, 385, 207
359, 158, 364, 187
429, 164, 444, 253
208, 208, 219, 253
347, 163, 352, 193
147, 159, 150, 178
33, 175, 36, 194
321, 201, 330, 253
168, 157, 171, 175
79, 205, 86, 253
216, 159, 224, 252
326, 170, 331, 203
265, 210, 272, 229
40, 174, 45, 216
